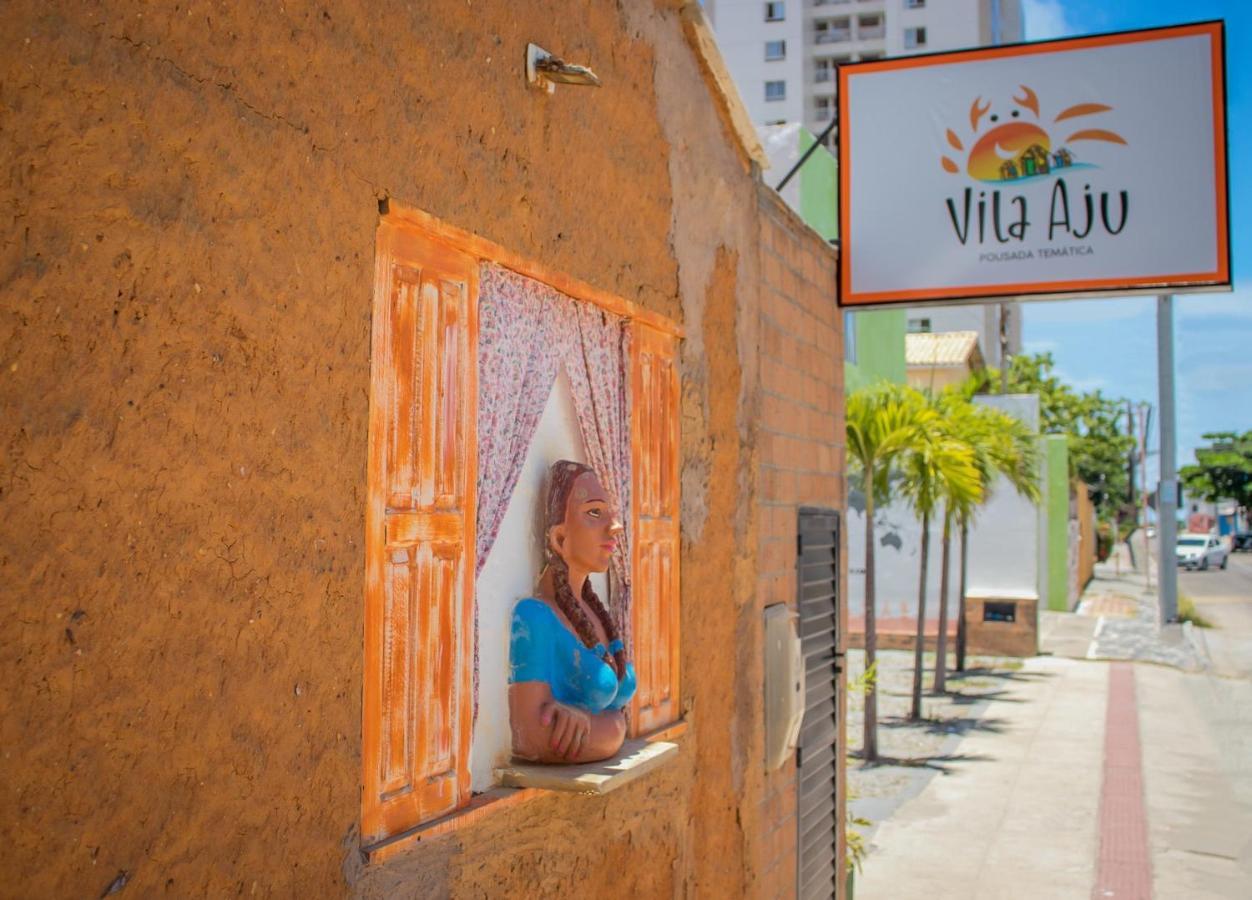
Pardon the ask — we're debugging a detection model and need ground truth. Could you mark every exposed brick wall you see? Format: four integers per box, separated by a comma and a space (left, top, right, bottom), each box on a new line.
754, 185, 847, 899
963, 598, 1040, 657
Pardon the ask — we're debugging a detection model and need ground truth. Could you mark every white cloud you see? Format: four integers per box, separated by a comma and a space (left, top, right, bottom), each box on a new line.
1179, 361, 1252, 395
1021, 0, 1078, 41
1176, 290, 1252, 322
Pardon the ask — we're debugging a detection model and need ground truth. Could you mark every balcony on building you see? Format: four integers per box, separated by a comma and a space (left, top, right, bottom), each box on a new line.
812, 51, 852, 86
857, 16, 885, 40
814, 18, 852, 43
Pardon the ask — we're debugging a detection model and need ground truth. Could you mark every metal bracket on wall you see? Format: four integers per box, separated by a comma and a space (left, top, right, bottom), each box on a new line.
526, 43, 601, 93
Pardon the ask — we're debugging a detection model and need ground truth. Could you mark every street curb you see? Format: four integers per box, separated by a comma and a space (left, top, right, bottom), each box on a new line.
1181, 620, 1213, 671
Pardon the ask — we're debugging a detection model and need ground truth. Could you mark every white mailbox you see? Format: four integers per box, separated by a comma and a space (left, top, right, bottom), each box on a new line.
763, 603, 805, 771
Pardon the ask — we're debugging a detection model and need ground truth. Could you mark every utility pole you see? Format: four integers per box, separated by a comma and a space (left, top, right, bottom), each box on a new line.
1100, 474, 1120, 576
1138, 401, 1154, 592
1131, 400, 1141, 570
1111, 504, 1121, 576
1157, 295, 1179, 622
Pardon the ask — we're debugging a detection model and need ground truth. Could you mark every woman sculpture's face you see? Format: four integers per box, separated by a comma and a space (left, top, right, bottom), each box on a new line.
550, 471, 623, 575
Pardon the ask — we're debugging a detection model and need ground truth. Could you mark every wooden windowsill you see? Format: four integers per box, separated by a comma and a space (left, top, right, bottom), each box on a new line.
494, 736, 679, 794
363, 721, 687, 864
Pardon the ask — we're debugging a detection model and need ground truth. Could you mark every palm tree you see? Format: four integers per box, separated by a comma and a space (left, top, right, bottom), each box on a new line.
898, 395, 980, 720
846, 383, 930, 760
939, 396, 1041, 682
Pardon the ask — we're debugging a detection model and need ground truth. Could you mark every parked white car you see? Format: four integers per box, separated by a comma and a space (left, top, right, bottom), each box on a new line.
1176, 533, 1229, 571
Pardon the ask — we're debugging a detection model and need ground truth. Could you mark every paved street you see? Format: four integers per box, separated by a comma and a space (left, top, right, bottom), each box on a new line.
852, 546, 1252, 898
1184, 551, 1252, 679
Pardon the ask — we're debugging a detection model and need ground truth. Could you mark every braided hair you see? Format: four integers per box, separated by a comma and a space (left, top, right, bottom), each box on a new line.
545, 460, 629, 679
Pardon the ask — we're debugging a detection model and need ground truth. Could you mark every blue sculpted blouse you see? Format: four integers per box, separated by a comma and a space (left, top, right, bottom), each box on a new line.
509, 598, 637, 713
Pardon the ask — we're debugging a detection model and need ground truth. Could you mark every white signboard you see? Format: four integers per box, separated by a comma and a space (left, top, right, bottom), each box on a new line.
838, 22, 1230, 307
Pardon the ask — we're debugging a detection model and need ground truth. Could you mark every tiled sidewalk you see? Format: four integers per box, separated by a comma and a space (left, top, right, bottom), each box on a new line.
1041, 557, 1207, 672
855, 657, 1252, 898
856, 656, 1108, 900
1093, 663, 1152, 899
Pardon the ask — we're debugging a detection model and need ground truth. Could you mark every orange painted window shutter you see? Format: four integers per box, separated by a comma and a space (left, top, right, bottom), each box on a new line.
630, 323, 681, 735
363, 223, 478, 843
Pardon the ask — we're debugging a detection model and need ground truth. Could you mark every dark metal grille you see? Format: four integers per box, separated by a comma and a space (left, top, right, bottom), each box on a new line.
796, 508, 841, 900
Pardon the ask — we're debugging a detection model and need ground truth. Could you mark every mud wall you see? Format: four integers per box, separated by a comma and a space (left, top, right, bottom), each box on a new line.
0, 1, 794, 897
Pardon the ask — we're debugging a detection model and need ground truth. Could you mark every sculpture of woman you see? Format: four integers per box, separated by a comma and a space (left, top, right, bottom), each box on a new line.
508, 460, 637, 763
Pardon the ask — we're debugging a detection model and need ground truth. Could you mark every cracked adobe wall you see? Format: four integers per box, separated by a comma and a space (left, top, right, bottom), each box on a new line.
0, 1, 778, 896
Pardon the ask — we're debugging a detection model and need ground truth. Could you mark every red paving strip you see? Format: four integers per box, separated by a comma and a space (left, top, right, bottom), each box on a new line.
1093, 662, 1153, 899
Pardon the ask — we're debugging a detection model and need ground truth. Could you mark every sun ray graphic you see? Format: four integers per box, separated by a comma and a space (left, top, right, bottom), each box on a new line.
1065, 128, 1127, 145
1055, 102, 1113, 123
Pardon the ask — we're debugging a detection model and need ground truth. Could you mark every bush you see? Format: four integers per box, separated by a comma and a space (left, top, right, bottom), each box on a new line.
1177, 595, 1212, 628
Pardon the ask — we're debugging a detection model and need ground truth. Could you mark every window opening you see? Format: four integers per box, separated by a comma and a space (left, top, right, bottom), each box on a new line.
983, 602, 1017, 623
363, 207, 684, 843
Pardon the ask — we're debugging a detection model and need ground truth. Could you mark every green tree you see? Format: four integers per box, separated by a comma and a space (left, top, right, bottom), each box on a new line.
898, 393, 981, 720
1180, 431, 1252, 514
846, 383, 931, 760
964, 353, 1133, 519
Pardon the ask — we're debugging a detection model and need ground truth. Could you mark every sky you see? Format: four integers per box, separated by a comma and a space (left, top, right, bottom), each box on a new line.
1017, 0, 1252, 477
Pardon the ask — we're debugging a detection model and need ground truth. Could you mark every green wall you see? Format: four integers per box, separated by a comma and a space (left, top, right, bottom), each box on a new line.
1044, 435, 1070, 612
797, 129, 839, 242
845, 309, 907, 390
788, 127, 906, 391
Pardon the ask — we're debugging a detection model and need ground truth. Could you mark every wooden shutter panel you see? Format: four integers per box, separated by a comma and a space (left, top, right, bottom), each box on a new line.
630, 323, 681, 735
363, 223, 477, 843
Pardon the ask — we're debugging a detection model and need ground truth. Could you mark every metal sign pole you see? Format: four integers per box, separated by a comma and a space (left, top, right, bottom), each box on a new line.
1138, 402, 1153, 592
1157, 294, 1179, 623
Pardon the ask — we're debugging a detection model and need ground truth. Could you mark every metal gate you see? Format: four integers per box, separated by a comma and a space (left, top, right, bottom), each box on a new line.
796, 507, 841, 900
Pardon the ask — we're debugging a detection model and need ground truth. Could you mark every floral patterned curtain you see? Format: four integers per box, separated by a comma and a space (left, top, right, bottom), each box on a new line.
564, 302, 632, 637
474, 264, 633, 688
474, 265, 565, 574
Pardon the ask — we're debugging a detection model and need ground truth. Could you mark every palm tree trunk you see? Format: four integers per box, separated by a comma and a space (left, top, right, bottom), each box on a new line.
934, 512, 952, 693
910, 510, 930, 720
956, 520, 969, 672
863, 470, 878, 762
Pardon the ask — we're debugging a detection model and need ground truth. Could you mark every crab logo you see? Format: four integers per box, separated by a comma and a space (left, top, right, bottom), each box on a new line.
940, 85, 1127, 183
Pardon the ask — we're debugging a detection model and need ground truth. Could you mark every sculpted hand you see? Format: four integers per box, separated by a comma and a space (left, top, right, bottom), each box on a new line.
541, 701, 591, 760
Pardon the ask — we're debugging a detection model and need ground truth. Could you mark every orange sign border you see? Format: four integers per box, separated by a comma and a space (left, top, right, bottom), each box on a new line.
837, 21, 1230, 308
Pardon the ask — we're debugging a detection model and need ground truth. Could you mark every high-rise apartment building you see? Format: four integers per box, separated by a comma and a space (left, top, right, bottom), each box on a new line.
706, 0, 1023, 143
706, 0, 1025, 367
